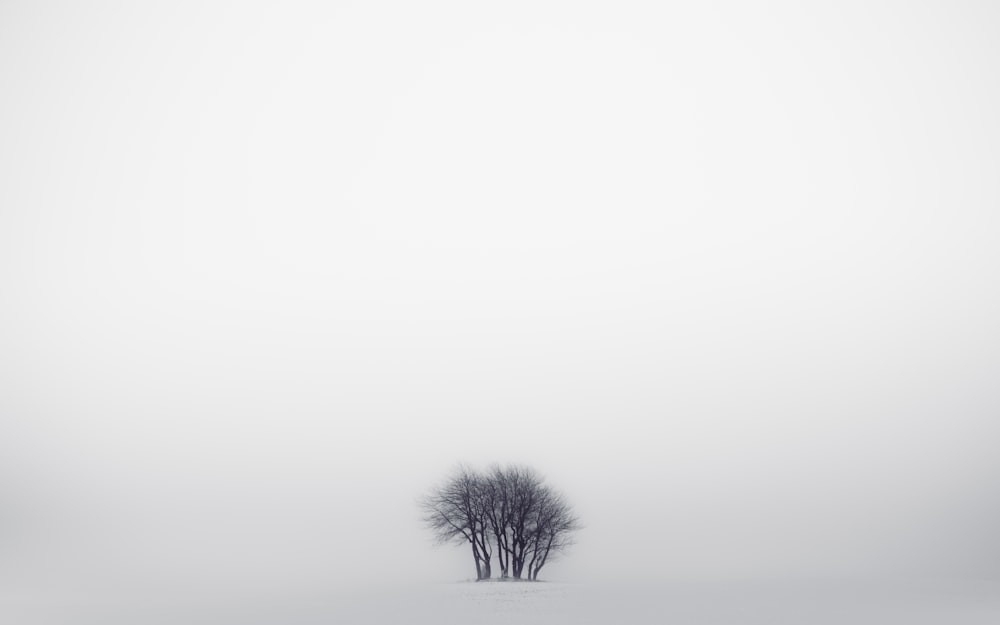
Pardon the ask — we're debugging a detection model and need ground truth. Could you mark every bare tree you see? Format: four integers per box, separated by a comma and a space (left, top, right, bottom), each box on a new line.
525, 487, 579, 580
482, 464, 512, 578
422, 463, 580, 581
496, 464, 544, 579
419, 464, 492, 580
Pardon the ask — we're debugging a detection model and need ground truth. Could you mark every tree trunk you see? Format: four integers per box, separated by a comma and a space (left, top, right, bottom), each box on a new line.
495, 534, 508, 578
471, 541, 483, 580
512, 555, 524, 579
532, 543, 551, 581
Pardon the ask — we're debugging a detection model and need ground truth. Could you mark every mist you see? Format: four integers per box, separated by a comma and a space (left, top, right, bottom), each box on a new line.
2, 0, 999, 620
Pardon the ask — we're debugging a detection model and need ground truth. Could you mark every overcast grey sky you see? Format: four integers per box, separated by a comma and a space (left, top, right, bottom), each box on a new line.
1, 0, 999, 598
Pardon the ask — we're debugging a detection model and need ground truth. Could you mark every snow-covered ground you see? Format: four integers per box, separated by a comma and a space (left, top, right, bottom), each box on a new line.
4, 578, 999, 624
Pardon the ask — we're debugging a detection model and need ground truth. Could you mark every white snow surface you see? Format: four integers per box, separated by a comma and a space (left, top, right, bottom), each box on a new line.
4, 578, 1000, 624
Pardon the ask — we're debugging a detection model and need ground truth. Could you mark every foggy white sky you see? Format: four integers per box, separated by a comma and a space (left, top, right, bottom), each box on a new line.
1, 0, 999, 596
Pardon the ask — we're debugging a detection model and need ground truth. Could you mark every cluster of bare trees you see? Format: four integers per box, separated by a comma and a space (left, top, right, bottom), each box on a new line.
421, 464, 580, 581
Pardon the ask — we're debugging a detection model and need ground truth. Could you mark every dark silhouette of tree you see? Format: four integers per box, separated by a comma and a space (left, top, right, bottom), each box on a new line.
420, 464, 492, 580
525, 486, 579, 580
499, 464, 543, 579
421, 463, 580, 581
483, 464, 512, 578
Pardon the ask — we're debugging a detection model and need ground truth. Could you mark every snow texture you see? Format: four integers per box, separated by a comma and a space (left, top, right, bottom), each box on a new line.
4, 579, 1000, 624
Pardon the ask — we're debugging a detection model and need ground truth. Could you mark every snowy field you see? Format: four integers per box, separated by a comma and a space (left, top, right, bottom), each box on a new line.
5, 579, 1000, 625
